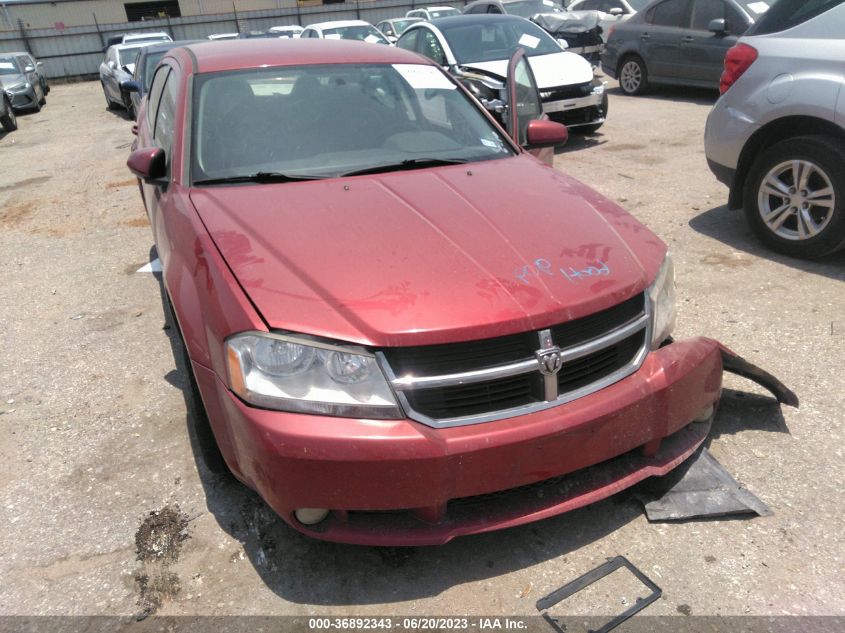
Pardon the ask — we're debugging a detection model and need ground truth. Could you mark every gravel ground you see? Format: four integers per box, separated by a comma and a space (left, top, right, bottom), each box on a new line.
0, 79, 843, 622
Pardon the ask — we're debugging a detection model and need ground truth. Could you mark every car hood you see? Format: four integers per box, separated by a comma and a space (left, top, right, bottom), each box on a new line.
0, 74, 27, 89
189, 156, 665, 347
460, 52, 593, 89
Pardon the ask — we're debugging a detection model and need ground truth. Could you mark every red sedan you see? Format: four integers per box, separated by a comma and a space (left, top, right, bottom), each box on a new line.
128, 40, 723, 545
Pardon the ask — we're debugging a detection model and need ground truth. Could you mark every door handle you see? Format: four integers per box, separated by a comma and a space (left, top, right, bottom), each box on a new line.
640, 33, 651, 40
131, 124, 138, 136
682, 35, 695, 42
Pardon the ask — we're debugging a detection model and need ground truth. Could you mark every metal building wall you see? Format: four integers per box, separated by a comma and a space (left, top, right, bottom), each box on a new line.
0, 0, 465, 80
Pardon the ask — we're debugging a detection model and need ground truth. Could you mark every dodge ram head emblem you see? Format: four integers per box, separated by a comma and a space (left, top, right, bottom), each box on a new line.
535, 347, 564, 376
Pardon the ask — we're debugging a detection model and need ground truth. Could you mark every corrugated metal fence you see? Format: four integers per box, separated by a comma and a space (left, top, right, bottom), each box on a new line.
0, 0, 465, 80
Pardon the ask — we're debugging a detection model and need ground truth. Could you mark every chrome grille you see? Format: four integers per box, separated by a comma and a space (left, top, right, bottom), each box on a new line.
378, 293, 651, 428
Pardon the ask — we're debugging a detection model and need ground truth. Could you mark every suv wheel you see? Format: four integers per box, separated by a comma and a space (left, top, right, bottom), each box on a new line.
0, 96, 17, 131
618, 56, 648, 96
744, 135, 845, 258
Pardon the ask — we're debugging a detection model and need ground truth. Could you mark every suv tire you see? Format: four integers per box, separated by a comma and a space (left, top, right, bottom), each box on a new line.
744, 135, 845, 259
0, 96, 17, 131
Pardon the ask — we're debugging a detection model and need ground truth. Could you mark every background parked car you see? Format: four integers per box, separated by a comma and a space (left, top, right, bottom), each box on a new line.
406, 6, 462, 19
397, 15, 607, 132
464, 0, 605, 63
0, 89, 16, 131
123, 40, 200, 120
376, 17, 422, 42
704, 0, 845, 259
601, 0, 762, 95
567, 0, 651, 34
99, 43, 150, 113
269, 25, 304, 38
0, 52, 47, 112
104, 31, 171, 51
301, 20, 392, 44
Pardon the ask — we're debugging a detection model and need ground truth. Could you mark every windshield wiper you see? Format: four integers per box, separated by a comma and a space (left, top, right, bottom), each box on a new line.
193, 172, 325, 186
341, 158, 468, 177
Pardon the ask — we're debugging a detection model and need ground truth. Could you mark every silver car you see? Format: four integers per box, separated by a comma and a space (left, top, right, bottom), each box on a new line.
704, 0, 845, 259
0, 52, 48, 112
100, 43, 150, 113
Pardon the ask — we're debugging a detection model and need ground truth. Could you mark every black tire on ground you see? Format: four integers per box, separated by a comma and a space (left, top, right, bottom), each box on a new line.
38, 85, 46, 106
617, 55, 649, 96
743, 135, 845, 259
103, 83, 118, 110
0, 97, 17, 132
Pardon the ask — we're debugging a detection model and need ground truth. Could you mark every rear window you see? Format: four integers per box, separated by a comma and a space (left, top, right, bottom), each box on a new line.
747, 0, 844, 34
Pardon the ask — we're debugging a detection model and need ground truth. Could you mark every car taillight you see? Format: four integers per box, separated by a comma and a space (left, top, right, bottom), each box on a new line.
720, 43, 758, 94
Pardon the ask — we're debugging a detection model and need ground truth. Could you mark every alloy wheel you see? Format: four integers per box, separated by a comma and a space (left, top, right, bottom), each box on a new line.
619, 60, 642, 94
757, 159, 835, 241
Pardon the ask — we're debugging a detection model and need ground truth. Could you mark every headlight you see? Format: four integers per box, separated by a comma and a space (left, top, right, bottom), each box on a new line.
648, 254, 676, 348
8, 82, 30, 92
225, 332, 402, 419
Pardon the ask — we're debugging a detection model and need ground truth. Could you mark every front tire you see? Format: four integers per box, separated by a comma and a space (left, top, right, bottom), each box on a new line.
0, 96, 17, 131
618, 56, 649, 96
103, 82, 118, 110
743, 135, 845, 258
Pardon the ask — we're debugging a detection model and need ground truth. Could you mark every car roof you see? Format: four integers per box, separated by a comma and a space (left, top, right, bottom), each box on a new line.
0, 51, 30, 57
124, 31, 170, 39
418, 6, 459, 9
180, 39, 435, 74
383, 17, 422, 22
427, 14, 526, 26
111, 41, 155, 51
308, 20, 373, 29
137, 40, 200, 55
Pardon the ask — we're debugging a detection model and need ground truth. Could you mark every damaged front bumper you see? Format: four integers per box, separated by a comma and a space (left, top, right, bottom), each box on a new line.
543, 83, 607, 129
195, 336, 728, 545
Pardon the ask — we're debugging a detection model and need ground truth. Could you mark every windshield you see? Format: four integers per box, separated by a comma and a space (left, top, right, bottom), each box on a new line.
117, 46, 145, 68
191, 63, 514, 183
391, 19, 420, 34
441, 20, 562, 64
428, 8, 461, 17
504, 0, 563, 17
323, 25, 389, 44
0, 57, 20, 75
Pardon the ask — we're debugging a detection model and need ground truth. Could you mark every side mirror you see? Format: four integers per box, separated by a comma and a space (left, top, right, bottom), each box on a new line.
525, 119, 568, 149
127, 147, 166, 181
608, 7, 624, 16
24, 65, 35, 73
708, 18, 727, 33
107, 60, 116, 69
121, 80, 141, 93
557, 38, 569, 50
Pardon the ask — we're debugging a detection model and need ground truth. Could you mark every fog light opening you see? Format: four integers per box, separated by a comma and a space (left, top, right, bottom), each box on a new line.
294, 508, 330, 526
694, 403, 715, 423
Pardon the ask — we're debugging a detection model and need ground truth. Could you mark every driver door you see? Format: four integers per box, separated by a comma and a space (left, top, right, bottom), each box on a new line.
505, 48, 552, 163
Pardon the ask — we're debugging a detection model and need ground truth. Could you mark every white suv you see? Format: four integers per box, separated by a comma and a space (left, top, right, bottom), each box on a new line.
704, 0, 845, 259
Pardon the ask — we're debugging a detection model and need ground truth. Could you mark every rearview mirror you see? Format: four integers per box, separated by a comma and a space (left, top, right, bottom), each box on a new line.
525, 119, 568, 149
127, 147, 166, 181
121, 80, 141, 93
708, 18, 727, 33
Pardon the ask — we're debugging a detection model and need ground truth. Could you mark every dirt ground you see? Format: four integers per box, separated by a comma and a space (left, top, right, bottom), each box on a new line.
1, 78, 843, 625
